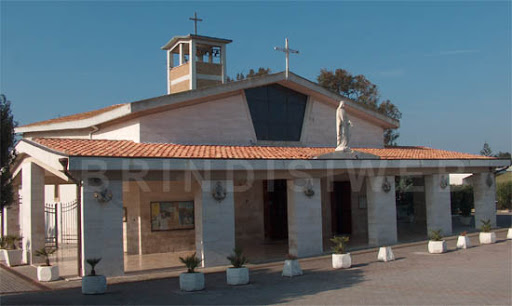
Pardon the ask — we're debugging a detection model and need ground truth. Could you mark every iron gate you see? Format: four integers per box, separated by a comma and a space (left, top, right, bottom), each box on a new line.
44, 203, 58, 248
61, 200, 78, 244
44, 200, 78, 248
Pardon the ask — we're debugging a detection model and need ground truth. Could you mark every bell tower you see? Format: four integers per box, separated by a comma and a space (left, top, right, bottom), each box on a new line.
162, 34, 232, 94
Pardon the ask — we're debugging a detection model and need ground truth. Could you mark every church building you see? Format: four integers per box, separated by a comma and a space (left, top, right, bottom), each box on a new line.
6, 31, 509, 277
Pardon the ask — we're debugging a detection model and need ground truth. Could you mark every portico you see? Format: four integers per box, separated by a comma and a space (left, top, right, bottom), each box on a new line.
8, 138, 507, 277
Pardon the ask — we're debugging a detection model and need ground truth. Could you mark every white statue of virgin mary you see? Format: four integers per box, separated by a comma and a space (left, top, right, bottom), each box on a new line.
336, 101, 352, 152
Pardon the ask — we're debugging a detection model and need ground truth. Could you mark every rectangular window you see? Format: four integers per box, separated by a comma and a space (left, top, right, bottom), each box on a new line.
150, 201, 194, 231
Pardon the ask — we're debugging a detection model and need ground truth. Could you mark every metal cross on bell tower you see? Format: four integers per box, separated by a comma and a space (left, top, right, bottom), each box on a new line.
189, 12, 203, 35
274, 38, 299, 79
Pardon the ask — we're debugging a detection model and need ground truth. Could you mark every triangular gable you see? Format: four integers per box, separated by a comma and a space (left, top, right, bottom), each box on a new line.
16, 71, 399, 134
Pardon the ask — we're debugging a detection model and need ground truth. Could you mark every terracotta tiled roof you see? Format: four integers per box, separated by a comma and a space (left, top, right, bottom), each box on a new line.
31, 138, 495, 160
20, 104, 127, 128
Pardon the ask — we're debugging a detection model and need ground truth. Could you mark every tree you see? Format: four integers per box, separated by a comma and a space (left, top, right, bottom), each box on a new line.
317, 68, 402, 146
480, 142, 493, 156
494, 151, 511, 160
227, 67, 271, 82
0, 94, 17, 210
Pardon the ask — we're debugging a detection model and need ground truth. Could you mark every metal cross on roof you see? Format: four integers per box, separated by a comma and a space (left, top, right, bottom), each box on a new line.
274, 38, 299, 79
189, 12, 203, 35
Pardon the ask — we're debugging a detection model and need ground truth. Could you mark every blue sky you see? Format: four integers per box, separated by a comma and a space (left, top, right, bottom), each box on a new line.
1, 1, 510, 154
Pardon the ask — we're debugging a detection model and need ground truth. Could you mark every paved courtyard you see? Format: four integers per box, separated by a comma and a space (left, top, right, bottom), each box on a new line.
1, 230, 510, 305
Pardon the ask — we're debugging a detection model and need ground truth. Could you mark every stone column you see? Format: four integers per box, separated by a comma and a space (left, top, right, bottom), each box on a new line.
286, 178, 323, 257
473, 172, 497, 228
21, 162, 46, 264
81, 178, 124, 277
195, 180, 235, 267
366, 176, 397, 246
123, 181, 141, 255
424, 174, 452, 236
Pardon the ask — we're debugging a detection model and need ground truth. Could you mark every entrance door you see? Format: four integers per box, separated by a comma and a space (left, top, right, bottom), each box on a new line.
263, 180, 288, 240
331, 181, 352, 235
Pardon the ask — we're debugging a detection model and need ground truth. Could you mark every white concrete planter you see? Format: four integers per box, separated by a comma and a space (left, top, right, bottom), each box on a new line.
179, 272, 205, 291
377, 247, 395, 262
332, 253, 352, 269
456, 236, 471, 249
37, 265, 59, 282
81, 275, 107, 295
506, 228, 512, 239
3, 249, 23, 267
226, 267, 249, 285
282, 259, 303, 277
479, 232, 496, 244
428, 240, 447, 254
459, 216, 472, 226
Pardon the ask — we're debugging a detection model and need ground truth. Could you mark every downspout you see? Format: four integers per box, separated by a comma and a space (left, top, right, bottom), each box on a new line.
88, 126, 99, 140
58, 158, 83, 277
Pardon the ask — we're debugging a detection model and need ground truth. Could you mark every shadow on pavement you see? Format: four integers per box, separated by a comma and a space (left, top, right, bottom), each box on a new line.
1, 266, 365, 305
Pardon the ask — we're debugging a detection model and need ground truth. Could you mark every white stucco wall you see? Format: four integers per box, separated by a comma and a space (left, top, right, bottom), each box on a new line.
139, 94, 256, 145
23, 93, 387, 148
93, 119, 140, 142
24, 120, 140, 142
44, 184, 77, 204
24, 129, 91, 140
302, 99, 385, 148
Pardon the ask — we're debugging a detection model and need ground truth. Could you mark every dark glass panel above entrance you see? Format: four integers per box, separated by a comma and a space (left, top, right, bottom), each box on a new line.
245, 84, 307, 141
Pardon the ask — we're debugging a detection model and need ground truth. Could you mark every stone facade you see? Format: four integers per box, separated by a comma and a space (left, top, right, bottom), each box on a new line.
302, 99, 385, 148
287, 178, 323, 257
366, 176, 398, 246
195, 180, 235, 267
425, 174, 453, 236
81, 178, 124, 277
472, 172, 497, 228
20, 91, 388, 148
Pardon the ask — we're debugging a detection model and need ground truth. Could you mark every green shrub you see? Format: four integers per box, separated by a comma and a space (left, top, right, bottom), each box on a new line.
227, 247, 248, 268
179, 253, 201, 273
496, 181, 512, 210
330, 236, 349, 254
480, 219, 492, 232
429, 229, 443, 241
2, 235, 22, 250
450, 185, 473, 216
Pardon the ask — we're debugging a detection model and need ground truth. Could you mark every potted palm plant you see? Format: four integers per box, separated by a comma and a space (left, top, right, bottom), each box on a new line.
226, 247, 249, 285
331, 236, 351, 269
35, 247, 59, 282
82, 258, 107, 295
479, 219, 496, 244
456, 231, 471, 249
428, 229, 447, 254
179, 253, 204, 291
282, 254, 303, 277
1, 235, 23, 266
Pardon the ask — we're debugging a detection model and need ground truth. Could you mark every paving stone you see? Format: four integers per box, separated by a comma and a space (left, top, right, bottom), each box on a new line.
0, 231, 510, 305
